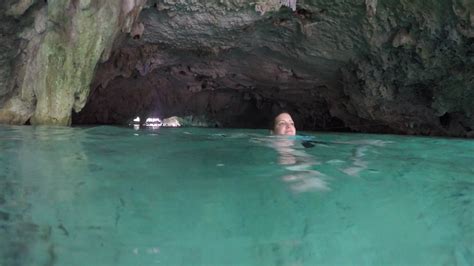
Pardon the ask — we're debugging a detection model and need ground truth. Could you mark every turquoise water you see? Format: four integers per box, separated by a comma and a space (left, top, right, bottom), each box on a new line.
0, 125, 473, 266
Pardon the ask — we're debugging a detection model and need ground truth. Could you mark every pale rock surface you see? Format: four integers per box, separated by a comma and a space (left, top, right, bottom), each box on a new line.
161, 116, 181, 127
0, 0, 146, 125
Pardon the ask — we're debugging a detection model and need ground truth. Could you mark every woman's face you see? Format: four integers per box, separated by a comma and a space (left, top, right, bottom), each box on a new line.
273, 113, 296, 136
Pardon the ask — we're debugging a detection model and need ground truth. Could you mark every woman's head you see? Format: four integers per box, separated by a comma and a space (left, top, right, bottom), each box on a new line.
272, 112, 296, 136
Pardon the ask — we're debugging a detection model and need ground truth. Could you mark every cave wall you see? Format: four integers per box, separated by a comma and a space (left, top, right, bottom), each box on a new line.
0, 0, 146, 125
337, 0, 474, 135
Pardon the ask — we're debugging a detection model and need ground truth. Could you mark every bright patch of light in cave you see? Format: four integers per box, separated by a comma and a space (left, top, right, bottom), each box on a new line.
131, 116, 162, 130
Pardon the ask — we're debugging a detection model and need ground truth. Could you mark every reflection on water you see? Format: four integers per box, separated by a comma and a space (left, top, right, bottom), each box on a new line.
266, 137, 328, 192
258, 136, 392, 193
341, 145, 368, 176
0, 126, 90, 265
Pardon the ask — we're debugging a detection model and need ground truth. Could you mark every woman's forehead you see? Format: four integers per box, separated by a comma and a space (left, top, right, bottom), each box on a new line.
275, 113, 293, 121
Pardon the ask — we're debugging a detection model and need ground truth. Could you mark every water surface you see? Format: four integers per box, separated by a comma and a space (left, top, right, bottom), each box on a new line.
0, 125, 473, 265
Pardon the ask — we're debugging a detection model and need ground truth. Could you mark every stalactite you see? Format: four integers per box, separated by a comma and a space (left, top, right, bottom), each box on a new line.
365, 0, 377, 17
280, 0, 297, 11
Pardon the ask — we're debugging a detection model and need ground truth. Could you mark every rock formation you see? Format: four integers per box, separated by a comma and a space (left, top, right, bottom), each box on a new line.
1, 0, 473, 136
0, 0, 145, 125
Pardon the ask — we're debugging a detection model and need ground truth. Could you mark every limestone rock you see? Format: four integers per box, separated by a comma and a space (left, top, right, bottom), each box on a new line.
161, 116, 181, 127
0, 0, 146, 125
